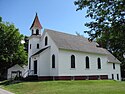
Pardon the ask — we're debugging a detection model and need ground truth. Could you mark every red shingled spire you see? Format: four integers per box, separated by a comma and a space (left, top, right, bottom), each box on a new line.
30, 13, 42, 29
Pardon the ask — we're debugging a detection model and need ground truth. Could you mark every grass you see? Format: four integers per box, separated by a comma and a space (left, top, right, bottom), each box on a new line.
0, 80, 125, 94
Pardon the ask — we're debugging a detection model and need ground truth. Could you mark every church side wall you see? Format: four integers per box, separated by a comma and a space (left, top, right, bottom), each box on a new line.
31, 48, 50, 77
58, 49, 121, 80
38, 48, 50, 76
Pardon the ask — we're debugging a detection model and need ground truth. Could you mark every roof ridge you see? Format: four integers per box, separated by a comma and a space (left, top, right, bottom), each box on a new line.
32, 46, 50, 56
45, 28, 87, 39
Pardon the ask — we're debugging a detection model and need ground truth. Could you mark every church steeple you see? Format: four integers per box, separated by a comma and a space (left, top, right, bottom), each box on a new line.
30, 13, 42, 35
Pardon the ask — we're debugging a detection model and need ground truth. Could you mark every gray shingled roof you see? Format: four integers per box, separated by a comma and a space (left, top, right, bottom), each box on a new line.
45, 29, 108, 54
106, 50, 121, 63
45, 29, 121, 64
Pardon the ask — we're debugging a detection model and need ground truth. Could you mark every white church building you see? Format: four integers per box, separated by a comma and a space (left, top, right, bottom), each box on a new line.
28, 13, 121, 81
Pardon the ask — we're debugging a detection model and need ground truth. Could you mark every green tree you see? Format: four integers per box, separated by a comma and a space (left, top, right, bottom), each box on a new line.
74, 0, 125, 78
0, 17, 27, 79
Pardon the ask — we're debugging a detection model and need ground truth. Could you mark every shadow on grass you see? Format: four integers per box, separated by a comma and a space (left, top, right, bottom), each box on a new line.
0, 79, 45, 86
0, 80, 23, 86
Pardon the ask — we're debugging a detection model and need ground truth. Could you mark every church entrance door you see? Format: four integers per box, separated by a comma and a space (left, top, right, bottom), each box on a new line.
34, 60, 37, 74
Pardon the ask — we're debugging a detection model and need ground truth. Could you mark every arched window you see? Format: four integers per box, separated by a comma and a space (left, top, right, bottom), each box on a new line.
45, 36, 48, 46
113, 63, 115, 69
86, 56, 89, 68
37, 43, 39, 49
97, 58, 101, 69
52, 54, 55, 68
30, 44, 31, 49
71, 55, 75, 68
36, 29, 39, 35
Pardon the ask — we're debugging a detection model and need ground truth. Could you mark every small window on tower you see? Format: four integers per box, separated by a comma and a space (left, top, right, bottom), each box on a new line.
37, 44, 39, 49
30, 44, 31, 49
36, 29, 39, 35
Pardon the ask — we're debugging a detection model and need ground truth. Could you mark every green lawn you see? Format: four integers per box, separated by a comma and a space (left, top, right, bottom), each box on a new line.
0, 80, 125, 94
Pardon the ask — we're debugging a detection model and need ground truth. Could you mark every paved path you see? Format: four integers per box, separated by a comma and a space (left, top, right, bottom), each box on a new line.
0, 88, 14, 94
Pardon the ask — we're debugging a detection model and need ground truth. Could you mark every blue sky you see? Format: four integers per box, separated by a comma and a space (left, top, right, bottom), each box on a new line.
0, 0, 91, 37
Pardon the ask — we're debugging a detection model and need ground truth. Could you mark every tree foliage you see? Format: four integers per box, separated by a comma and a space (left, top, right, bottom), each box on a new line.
74, 0, 125, 77
0, 17, 27, 79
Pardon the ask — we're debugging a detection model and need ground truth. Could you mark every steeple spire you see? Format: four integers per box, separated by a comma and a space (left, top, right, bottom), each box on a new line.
30, 13, 42, 30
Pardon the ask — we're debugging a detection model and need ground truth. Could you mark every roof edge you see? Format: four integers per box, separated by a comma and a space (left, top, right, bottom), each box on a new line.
59, 48, 108, 55
32, 46, 50, 56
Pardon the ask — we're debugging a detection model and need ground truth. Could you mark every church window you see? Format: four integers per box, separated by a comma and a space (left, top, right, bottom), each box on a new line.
37, 44, 39, 49
86, 56, 89, 69
113, 63, 115, 69
97, 58, 101, 69
36, 29, 39, 35
30, 44, 31, 49
71, 55, 75, 68
45, 36, 48, 46
52, 54, 55, 68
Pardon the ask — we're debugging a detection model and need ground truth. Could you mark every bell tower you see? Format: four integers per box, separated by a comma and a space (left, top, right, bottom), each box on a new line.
30, 13, 42, 35
28, 13, 42, 70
